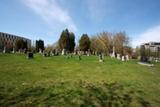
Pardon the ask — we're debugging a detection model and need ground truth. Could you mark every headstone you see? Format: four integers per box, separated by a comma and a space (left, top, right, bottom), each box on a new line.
155, 58, 160, 63
62, 49, 66, 55
111, 46, 115, 58
87, 49, 91, 56
73, 51, 76, 55
3, 47, 6, 53
148, 57, 153, 62
117, 54, 121, 60
18, 49, 21, 53
138, 56, 141, 60
52, 50, 55, 56
43, 52, 48, 57
50, 51, 54, 56
122, 56, 125, 61
78, 51, 81, 55
75, 50, 78, 55
87, 52, 90, 56
126, 55, 129, 61
54, 49, 58, 56
27, 52, 33, 59
48, 52, 51, 57
39, 49, 42, 54
12, 48, 15, 53
99, 54, 104, 62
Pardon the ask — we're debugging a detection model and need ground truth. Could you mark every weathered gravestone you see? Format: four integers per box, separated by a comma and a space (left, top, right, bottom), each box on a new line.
12, 48, 15, 53
117, 54, 121, 60
52, 50, 55, 56
27, 52, 34, 59
99, 54, 104, 62
87, 49, 91, 56
111, 47, 115, 58
39, 49, 42, 54
126, 55, 129, 61
43, 52, 48, 57
122, 56, 125, 61
3, 47, 6, 53
48, 52, 51, 57
62, 49, 66, 55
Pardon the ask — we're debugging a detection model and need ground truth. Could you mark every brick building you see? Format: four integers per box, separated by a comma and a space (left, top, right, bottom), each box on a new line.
0, 32, 31, 52
142, 42, 160, 52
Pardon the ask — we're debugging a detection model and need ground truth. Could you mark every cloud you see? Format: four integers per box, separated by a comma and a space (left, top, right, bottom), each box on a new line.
132, 25, 160, 48
23, 0, 77, 32
86, 0, 113, 21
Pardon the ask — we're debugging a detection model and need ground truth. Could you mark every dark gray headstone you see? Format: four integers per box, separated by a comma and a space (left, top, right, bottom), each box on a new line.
27, 52, 33, 59
43, 53, 48, 57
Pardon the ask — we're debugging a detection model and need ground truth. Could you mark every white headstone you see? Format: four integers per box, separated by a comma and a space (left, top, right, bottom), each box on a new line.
122, 56, 125, 61
55, 49, 58, 55
117, 54, 121, 60
39, 49, 42, 54
87, 49, 91, 56
12, 48, 15, 53
111, 47, 115, 58
3, 47, 6, 53
126, 55, 129, 61
99, 54, 104, 62
138, 56, 141, 60
78, 51, 82, 56
87, 51, 91, 56
18, 49, 21, 53
62, 49, 65, 55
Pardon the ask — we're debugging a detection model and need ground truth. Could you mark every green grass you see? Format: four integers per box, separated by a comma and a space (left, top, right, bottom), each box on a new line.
0, 53, 160, 107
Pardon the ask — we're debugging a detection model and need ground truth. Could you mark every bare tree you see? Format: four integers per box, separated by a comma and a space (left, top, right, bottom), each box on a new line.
91, 32, 112, 55
113, 32, 129, 55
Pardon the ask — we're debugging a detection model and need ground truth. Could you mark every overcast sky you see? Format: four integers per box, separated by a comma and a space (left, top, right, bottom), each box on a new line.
0, 0, 160, 47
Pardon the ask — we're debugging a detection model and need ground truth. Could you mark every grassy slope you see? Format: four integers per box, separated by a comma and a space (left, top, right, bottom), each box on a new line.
0, 53, 160, 107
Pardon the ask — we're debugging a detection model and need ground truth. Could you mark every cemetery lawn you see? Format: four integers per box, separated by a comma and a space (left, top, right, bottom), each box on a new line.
0, 53, 160, 107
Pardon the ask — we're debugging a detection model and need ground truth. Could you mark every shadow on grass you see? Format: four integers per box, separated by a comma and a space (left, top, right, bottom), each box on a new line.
0, 81, 151, 107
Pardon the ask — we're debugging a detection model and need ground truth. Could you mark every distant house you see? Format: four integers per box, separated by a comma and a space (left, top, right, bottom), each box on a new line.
0, 32, 31, 52
142, 42, 160, 53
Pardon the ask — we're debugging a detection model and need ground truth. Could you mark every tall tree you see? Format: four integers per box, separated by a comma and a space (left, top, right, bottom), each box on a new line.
58, 29, 75, 52
69, 32, 75, 52
90, 32, 113, 54
36, 40, 44, 52
113, 32, 129, 55
15, 39, 28, 51
79, 34, 90, 51
58, 29, 69, 51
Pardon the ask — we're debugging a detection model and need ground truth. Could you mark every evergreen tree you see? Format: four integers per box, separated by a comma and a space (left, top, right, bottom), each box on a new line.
69, 32, 75, 52
58, 29, 75, 52
15, 39, 28, 51
58, 29, 69, 50
79, 34, 90, 51
36, 40, 45, 52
